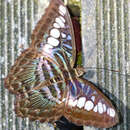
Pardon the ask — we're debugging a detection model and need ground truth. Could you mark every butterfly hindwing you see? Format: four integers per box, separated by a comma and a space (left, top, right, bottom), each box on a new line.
15, 81, 67, 123
64, 78, 119, 128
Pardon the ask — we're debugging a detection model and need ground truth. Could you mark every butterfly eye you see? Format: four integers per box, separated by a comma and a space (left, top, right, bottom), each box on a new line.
75, 67, 84, 77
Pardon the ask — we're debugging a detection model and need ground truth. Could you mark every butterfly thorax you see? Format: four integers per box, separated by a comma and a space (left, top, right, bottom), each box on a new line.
33, 67, 84, 87
73, 67, 84, 77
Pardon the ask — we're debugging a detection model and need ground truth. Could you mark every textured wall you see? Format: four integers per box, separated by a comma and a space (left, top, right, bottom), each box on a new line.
0, 0, 130, 130
82, 0, 130, 130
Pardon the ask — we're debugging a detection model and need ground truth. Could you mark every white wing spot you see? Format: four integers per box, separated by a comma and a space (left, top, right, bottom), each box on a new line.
77, 97, 86, 109
84, 100, 94, 111
61, 33, 66, 38
72, 100, 78, 107
53, 23, 60, 28
93, 105, 98, 112
68, 99, 77, 107
43, 44, 53, 53
91, 96, 95, 102
50, 28, 60, 38
55, 17, 65, 28
68, 99, 73, 106
47, 37, 59, 46
59, 11, 64, 16
103, 104, 107, 112
59, 16, 65, 23
107, 108, 115, 117
107, 108, 109, 115
98, 102, 103, 114
62, 98, 66, 102
59, 5, 66, 15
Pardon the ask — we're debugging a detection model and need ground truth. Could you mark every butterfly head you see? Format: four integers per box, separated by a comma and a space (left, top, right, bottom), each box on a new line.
74, 67, 85, 77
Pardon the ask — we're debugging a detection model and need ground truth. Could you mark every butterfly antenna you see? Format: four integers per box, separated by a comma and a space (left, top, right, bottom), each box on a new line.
83, 67, 130, 77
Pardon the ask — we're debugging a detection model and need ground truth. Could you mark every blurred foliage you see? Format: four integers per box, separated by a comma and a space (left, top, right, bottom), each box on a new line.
66, 0, 81, 17
67, 0, 81, 7
76, 51, 82, 66
66, 0, 82, 66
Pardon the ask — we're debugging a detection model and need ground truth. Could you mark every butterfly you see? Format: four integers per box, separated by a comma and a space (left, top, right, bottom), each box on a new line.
4, 0, 119, 128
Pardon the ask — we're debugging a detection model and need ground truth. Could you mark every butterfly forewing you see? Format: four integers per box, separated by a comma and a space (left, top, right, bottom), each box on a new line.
64, 78, 119, 128
31, 0, 76, 68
